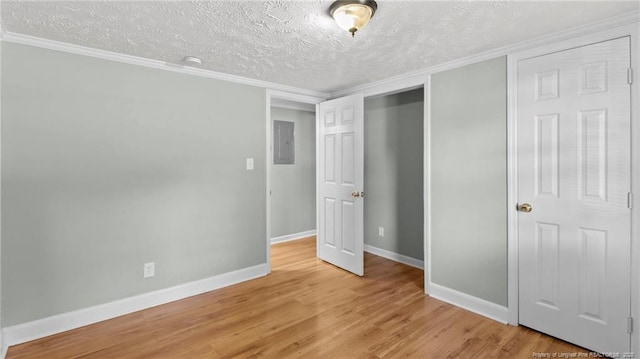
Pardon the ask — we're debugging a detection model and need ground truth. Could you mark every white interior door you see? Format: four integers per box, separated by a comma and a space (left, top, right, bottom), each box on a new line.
317, 94, 364, 276
517, 37, 632, 353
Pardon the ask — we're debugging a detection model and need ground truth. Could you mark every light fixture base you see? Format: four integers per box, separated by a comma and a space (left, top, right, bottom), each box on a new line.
329, 0, 378, 18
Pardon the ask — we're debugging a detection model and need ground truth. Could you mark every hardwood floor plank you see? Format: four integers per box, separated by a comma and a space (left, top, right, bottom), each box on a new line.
7, 236, 590, 358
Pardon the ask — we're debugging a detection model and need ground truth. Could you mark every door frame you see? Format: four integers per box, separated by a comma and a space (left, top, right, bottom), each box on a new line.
506, 23, 640, 351
265, 90, 327, 273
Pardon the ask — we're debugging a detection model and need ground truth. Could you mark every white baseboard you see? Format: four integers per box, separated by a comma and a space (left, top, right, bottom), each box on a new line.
428, 282, 508, 324
2, 263, 269, 347
271, 230, 316, 244
364, 244, 424, 269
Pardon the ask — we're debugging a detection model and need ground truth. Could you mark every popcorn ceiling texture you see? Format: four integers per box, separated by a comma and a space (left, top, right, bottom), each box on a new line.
1, 1, 638, 93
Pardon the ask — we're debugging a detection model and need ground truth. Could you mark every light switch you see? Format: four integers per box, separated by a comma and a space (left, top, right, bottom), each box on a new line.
246, 158, 254, 170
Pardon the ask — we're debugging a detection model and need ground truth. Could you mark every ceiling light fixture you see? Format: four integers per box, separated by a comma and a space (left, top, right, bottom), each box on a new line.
329, 0, 377, 38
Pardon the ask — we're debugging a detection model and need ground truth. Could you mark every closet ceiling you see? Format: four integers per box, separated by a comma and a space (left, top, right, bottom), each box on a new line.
1, 1, 638, 93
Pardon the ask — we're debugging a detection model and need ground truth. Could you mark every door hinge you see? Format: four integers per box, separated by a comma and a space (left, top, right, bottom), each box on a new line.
628, 317, 634, 334
628, 68, 634, 85
628, 192, 634, 209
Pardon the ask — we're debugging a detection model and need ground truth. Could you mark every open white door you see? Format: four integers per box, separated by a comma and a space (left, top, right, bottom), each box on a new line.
517, 37, 631, 353
317, 94, 364, 276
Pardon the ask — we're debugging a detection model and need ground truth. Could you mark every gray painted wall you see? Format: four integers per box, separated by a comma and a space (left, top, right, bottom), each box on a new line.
1, 43, 266, 326
270, 107, 316, 238
364, 89, 424, 261
0, 40, 4, 345
430, 56, 507, 306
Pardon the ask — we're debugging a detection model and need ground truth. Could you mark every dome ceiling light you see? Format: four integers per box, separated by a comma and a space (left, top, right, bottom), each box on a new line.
329, 0, 378, 38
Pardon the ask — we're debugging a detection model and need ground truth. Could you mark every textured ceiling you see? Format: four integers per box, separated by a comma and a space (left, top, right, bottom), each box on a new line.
1, 1, 638, 93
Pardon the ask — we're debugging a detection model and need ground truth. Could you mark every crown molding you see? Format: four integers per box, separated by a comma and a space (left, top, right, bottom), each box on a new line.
271, 98, 316, 112
331, 11, 640, 98
0, 31, 330, 99
3, 10, 636, 100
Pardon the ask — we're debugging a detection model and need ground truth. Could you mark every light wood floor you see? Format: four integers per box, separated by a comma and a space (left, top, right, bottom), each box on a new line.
7, 237, 587, 358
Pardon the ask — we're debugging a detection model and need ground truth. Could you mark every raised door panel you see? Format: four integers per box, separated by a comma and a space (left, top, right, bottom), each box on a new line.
535, 222, 560, 310
578, 110, 608, 202
535, 114, 560, 198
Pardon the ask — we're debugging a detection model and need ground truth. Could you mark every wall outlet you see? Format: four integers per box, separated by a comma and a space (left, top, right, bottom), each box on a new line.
246, 158, 254, 170
378, 226, 385, 237
143, 262, 155, 278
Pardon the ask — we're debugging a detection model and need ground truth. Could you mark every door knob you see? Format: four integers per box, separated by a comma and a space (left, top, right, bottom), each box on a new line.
517, 203, 533, 213
352, 191, 360, 198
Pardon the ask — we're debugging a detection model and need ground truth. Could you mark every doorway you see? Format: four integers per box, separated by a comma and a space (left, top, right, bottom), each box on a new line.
269, 98, 317, 245
362, 88, 425, 270
266, 89, 425, 278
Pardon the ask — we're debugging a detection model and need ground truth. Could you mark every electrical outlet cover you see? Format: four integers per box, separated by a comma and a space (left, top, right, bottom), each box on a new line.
144, 262, 155, 278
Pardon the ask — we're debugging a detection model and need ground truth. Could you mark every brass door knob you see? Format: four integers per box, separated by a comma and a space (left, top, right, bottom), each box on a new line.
517, 203, 533, 213
352, 191, 361, 198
